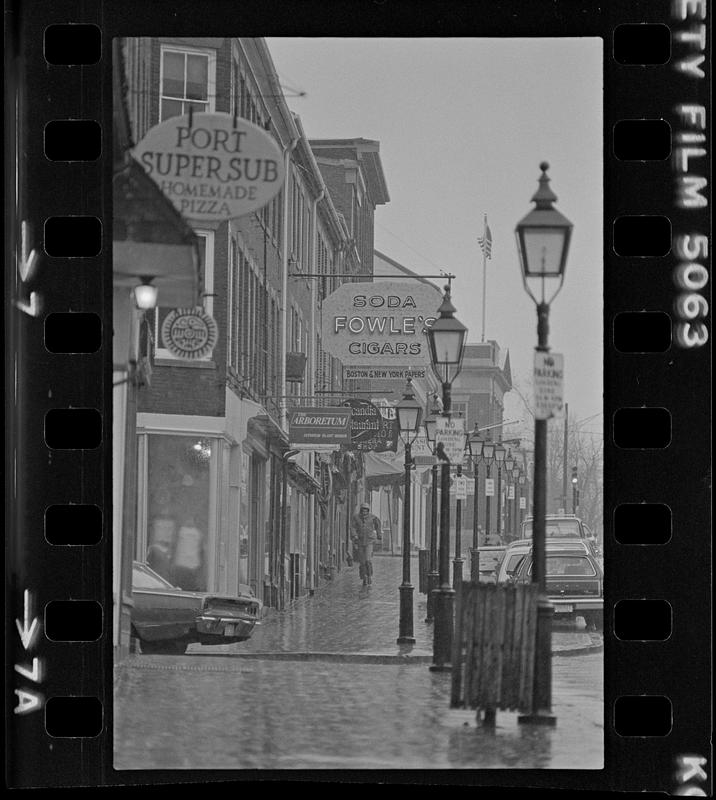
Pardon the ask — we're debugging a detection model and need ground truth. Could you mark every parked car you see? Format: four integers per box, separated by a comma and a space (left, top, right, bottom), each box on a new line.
509, 547, 604, 629
520, 514, 588, 541
494, 537, 593, 584
475, 545, 507, 582
131, 561, 262, 654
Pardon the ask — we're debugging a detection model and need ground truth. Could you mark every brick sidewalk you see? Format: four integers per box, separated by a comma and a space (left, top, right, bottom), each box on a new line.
194, 554, 599, 659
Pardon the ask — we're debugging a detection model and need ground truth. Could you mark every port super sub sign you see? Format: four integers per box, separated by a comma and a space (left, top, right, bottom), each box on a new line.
133, 112, 285, 220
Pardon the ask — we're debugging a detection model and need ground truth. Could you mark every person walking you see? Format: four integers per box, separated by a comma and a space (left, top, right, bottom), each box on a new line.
351, 502, 382, 585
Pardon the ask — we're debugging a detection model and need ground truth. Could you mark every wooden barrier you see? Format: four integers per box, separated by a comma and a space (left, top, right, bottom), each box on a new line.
418, 548, 429, 594
450, 582, 538, 719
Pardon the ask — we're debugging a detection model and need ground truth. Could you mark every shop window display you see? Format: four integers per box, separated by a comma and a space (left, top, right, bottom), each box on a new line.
146, 435, 212, 591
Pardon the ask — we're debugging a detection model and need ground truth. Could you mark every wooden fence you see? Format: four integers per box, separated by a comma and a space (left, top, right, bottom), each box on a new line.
450, 582, 538, 716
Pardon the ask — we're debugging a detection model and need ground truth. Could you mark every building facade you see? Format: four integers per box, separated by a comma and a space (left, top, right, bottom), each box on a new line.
115, 37, 391, 655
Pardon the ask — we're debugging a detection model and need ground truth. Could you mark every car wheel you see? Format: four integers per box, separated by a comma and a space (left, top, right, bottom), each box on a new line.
583, 613, 603, 631
139, 639, 188, 655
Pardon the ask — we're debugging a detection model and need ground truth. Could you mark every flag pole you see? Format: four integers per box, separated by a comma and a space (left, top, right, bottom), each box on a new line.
481, 213, 487, 342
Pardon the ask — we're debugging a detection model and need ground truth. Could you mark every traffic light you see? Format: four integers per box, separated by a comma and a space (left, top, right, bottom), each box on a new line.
571, 465, 578, 485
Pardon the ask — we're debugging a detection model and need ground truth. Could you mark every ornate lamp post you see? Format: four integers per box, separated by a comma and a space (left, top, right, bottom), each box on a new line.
426, 285, 468, 670
426, 286, 468, 417
511, 465, 522, 539
515, 161, 573, 725
494, 439, 506, 542
467, 425, 484, 581
571, 465, 579, 514
504, 451, 515, 542
482, 433, 496, 543
396, 379, 422, 645
423, 399, 441, 622
518, 471, 527, 527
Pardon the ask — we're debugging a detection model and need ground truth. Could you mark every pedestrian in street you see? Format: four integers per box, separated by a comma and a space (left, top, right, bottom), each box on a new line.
351, 502, 381, 585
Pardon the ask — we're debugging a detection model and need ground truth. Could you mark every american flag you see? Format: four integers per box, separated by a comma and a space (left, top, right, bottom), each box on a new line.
478, 220, 492, 260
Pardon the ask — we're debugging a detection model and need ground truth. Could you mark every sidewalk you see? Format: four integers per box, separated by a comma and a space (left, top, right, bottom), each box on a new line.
115, 554, 604, 769
194, 553, 602, 661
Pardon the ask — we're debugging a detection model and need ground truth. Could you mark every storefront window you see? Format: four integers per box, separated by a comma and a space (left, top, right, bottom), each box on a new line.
238, 450, 250, 587
145, 434, 213, 591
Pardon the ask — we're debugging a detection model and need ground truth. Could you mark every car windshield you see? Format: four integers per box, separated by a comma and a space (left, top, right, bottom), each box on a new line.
522, 519, 582, 538
504, 553, 527, 573
132, 563, 176, 590
528, 555, 596, 577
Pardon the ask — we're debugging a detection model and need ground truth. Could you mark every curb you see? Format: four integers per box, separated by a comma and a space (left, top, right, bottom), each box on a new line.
124, 638, 602, 668
553, 633, 603, 657
185, 635, 603, 663
186, 650, 435, 664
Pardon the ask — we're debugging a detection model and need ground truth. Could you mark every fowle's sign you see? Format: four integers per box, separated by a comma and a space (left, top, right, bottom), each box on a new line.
344, 366, 428, 382
133, 112, 285, 221
321, 281, 442, 366
288, 407, 352, 451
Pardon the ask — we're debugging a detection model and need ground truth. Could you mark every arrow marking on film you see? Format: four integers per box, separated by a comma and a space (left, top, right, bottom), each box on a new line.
16, 589, 40, 651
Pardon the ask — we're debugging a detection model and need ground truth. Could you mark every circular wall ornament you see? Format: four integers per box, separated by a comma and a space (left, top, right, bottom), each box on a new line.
161, 307, 218, 360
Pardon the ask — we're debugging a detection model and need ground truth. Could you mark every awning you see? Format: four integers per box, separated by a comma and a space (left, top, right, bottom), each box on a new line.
363, 451, 405, 488
113, 156, 201, 308
248, 413, 290, 455
287, 461, 321, 494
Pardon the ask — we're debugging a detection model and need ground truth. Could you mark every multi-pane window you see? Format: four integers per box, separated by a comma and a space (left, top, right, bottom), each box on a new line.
154, 231, 214, 361
316, 230, 333, 302
230, 55, 265, 127
228, 235, 279, 399
160, 46, 215, 121
288, 306, 305, 399
259, 189, 282, 245
290, 175, 309, 269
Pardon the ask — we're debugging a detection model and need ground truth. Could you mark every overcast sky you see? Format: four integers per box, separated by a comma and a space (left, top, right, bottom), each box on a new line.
267, 37, 603, 429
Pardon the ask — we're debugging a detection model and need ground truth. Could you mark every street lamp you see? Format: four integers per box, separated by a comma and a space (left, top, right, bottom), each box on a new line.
423, 398, 441, 622
482, 433, 496, 544
427, 286, 468, 670
515, 161, 573, 726
494, 440, 506, 542
467, 425, 484, 581
571, 465, 579, 514
426, 285, 468, 416
504, 451, 515, 542
133, 276, 159, 310
396, 378, 422, 645
452, 439, 468, 590
510, 465, 522, 539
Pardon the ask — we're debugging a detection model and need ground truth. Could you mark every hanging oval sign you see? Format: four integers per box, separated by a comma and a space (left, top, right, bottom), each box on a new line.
133, 112, 285, 221
161, 307, 219, 360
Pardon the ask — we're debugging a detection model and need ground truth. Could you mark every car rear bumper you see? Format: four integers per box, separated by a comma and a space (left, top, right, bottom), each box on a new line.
196, 615, 258, 638
551, 598, 603, 613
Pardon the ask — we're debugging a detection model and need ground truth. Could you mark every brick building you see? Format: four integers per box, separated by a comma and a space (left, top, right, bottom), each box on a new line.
116, 38, 390, 653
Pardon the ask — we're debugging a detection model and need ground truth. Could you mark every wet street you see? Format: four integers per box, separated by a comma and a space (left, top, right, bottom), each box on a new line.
114, 555, 603, 770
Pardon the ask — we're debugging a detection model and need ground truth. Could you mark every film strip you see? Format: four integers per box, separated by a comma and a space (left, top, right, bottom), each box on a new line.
5, 0, 711, 791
